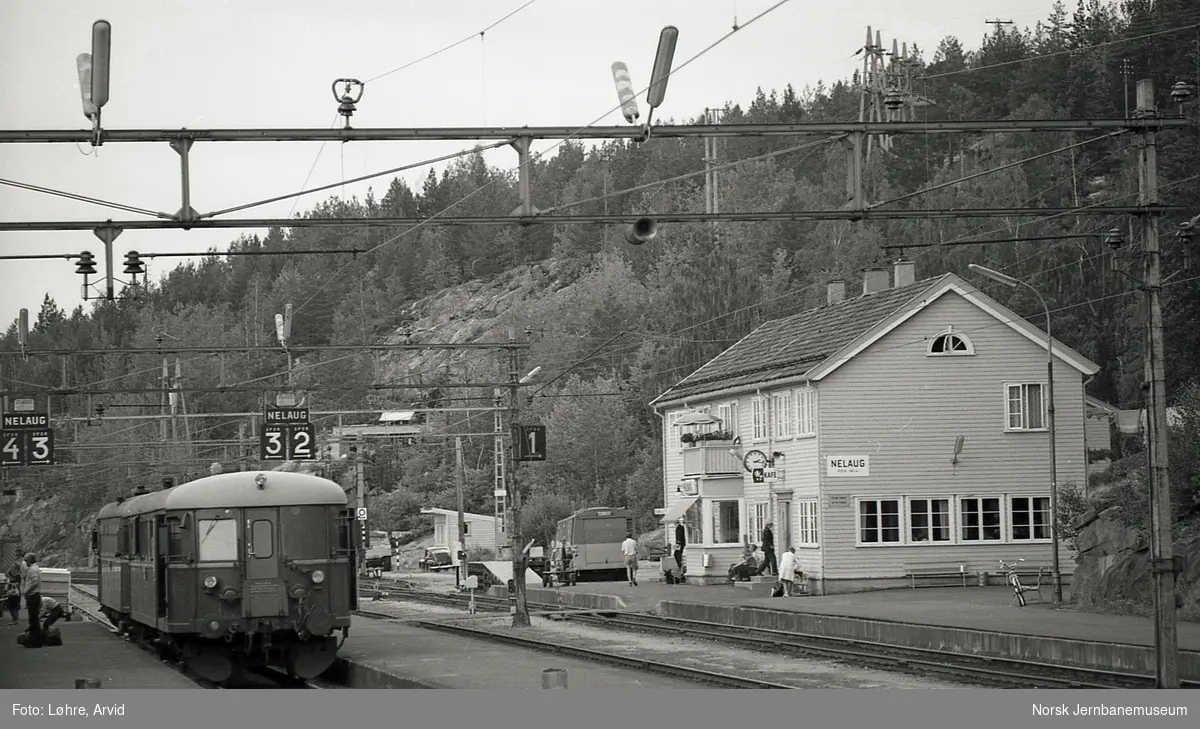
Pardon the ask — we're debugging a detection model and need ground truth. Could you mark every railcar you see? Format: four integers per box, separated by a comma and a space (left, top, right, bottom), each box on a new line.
547, 507, 634, 585
92, 470, 357, 683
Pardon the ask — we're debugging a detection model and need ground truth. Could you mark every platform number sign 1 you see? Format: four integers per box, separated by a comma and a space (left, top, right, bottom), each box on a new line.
0, 410, 55, 467
260, 407, 316, 461
515, 424, 546, 462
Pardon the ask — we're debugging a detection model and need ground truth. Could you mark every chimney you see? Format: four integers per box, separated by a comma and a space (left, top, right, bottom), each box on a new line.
826, 280, 846, 305
862, 267, 890, 295
893, 259, 915, 288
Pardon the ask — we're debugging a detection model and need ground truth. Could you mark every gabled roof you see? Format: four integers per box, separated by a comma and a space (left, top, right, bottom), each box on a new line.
421, 507, 494, 522
650, 272, 1100, 408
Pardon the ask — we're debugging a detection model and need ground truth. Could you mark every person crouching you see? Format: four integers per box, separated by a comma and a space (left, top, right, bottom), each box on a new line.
39, 595, 67, 632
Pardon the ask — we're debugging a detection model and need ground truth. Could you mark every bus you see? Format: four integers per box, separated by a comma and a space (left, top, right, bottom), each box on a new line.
547, 507, 634, 585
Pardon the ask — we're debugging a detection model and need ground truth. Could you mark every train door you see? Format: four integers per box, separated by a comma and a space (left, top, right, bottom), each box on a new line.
155, 515, 169, 619
243, 508, 284, 617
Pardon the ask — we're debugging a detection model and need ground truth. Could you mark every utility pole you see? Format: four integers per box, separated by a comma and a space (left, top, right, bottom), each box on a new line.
1135, 78, 1179, 689
455, 435, 467, 589
493, 388, 507, 556
507, 335, 529, 627
354, 443, 366, 574
985, 19, 1013, 34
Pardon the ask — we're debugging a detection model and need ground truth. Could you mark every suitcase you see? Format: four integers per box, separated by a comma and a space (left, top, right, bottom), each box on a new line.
16, 626, 61, 648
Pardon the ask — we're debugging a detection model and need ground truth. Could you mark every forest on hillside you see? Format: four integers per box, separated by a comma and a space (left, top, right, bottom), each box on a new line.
2, 0, 1200, 540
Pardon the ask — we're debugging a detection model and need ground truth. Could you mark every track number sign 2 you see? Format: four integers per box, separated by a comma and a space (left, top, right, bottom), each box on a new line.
260, 407, 316, 461
0, 411, 55, 466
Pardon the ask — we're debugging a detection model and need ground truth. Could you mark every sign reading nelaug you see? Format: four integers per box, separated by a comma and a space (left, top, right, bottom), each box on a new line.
826, 455, 869, 476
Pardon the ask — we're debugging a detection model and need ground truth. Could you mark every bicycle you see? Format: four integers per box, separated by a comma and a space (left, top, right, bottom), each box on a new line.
999, 558, 1031, 606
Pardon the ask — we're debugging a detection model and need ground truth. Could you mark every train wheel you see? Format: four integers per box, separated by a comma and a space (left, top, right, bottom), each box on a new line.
288, 650, 336, 680
186, 650, 235, 683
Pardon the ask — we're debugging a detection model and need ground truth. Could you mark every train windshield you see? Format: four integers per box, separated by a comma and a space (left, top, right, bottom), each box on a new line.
197, 518, 238, 561
580, 518, 626, 545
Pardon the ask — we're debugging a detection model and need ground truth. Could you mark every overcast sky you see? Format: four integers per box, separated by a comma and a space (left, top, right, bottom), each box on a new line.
0, 0, 1062, 330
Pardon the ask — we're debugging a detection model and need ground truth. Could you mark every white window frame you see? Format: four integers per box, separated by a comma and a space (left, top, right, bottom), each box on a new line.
751, 397, 768, 441
852, 495, 1052, 546
794, 387, 816, 438
958, 496, 1004, 543
710, 499, 743, 545
795, 499, 819, 547
1008, 495, 1052, 542
907, 496, 953, 544
772, 391, 793, 439
1005, 382, 1048, 432
751, 502, 769, 543
717, 401, 740, 438
926, 326, 975, 356
855, 498, 902, 546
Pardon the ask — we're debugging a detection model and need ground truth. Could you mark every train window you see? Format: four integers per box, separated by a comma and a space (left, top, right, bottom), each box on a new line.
251, 520, 273, 559
197, 519, 238, 562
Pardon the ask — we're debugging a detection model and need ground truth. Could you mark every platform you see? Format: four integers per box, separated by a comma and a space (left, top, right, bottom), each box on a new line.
0, 618, 199, 689
332, 614, 704, 688
525, 581, 1200, 680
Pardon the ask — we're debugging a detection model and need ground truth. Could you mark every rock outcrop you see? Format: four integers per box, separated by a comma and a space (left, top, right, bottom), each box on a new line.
1071, 507, 1200, 621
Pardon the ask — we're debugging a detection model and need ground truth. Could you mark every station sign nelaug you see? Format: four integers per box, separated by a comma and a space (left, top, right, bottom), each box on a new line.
826, 455, 869, 477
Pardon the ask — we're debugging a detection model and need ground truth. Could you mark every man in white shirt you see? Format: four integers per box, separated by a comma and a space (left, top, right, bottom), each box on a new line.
21, 553, 43, 640
620, 532, 639, 587
777, 547, 798, 597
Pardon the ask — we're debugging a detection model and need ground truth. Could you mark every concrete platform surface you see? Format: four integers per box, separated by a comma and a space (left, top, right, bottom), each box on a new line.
548, 581, 1200, 650
338, 615, 705, 688
0, 619, 199, 689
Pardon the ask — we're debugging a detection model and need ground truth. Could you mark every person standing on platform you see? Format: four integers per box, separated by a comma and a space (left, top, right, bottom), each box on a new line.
4, 560, 22, 624
757, 523, 777, 577
621, 532, 639, 587
777, 547, 798, 597
673, 520, 686, 575
22, 553, 43, 643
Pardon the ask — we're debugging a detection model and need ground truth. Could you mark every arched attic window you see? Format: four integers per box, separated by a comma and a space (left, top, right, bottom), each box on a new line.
927, 326, 975, 356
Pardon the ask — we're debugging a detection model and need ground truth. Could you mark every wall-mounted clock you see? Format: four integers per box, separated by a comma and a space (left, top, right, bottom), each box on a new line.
742, 449, 769, 473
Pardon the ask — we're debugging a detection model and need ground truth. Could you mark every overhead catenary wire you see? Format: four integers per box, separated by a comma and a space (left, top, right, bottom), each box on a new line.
281, 0, 795, 325
0, 177, 169, 218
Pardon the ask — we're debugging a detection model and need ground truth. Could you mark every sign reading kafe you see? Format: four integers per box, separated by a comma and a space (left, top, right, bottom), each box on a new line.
826, 455, 869, 476
0, 410, 55, 466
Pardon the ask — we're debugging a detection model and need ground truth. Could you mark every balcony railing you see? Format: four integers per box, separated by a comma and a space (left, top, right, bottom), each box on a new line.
681, 442, 743, 477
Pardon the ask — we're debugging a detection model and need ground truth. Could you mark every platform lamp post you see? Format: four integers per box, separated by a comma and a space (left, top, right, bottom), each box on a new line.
968, 264, 1063, 605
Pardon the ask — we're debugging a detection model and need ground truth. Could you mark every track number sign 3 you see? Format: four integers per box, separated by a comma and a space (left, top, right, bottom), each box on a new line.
259, 407, 316, 461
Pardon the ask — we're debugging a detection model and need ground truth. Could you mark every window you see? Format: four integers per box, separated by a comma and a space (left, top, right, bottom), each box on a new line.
928, 327, 975, 356
795, 388, 816, 437
858, 499, 900, 544
772, 392, 793, 438
1007, 383, 1046, 430
751, 397, 768, 440
751, 502, 769, 542
682, 500, 702, 546
495, 495, 506, 533
197, 519, 238, 561
796, 500, 819, 546
717, 402, 739, 437
960, 497, 1002, 542
711, 500, 741, 544
1010, 496, 1051, 541
251, 520, 274, 559
909, 498, 951, 542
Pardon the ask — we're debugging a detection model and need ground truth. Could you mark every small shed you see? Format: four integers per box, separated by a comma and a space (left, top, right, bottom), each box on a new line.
421, 508, 498, 565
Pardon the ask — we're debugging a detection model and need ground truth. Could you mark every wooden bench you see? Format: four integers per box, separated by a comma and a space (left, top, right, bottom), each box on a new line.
1008, 566, 1046, 606
902, 561, 967, 589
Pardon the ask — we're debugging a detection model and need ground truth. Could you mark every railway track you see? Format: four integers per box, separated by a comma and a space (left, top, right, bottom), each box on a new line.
362, 585, 1200, 690
69, 584, 321, 689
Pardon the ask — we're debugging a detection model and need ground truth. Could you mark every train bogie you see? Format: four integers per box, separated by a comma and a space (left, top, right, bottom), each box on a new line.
93, 471, 354, 683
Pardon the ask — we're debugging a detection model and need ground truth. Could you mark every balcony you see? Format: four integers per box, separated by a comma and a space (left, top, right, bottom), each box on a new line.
682, 442, 743, 477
